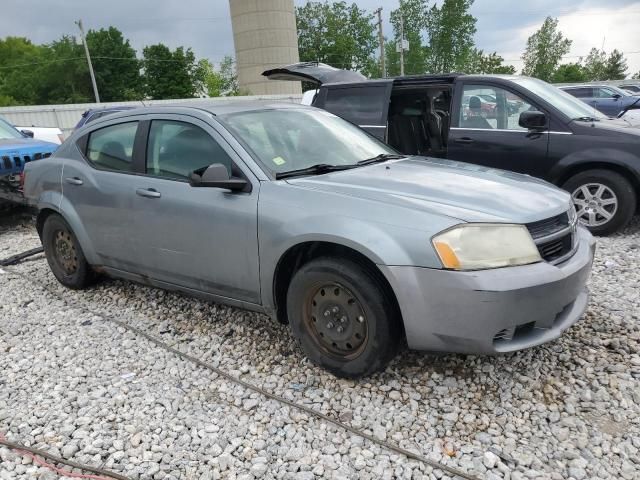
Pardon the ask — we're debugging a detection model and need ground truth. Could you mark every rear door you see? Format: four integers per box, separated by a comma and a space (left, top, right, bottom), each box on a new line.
447, 81, 550, 177
64, 119, 143, 270
315, 82, 393, 140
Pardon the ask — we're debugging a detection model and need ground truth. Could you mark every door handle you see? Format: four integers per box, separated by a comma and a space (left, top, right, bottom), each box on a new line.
65, 177, 83, 185
136, 188, 161, 199
454, 137, 474, 144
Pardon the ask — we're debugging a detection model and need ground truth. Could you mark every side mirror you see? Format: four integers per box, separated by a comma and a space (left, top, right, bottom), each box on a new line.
612, 93, 622, 100
189, 163, 248, 192
21, 129, 34, 138
519, 111, 547, 130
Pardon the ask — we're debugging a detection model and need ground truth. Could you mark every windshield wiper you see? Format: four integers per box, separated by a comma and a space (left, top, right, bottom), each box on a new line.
357, 153, 405, 166
573, 116, 600, 122
275, 163, 358, 180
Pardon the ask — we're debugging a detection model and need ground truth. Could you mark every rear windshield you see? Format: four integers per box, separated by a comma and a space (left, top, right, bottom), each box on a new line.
0, 118, 22, 140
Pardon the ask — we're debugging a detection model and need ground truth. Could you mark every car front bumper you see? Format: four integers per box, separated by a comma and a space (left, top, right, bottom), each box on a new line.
381, 226, 596, 354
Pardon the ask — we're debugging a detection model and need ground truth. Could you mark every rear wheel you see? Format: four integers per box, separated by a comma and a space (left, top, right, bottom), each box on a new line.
286, 257, 401, 378
42, 214, 94, 289
563, 169, 636, 236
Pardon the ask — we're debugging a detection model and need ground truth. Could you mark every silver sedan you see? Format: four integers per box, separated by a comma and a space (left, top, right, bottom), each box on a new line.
24, 102, 595, 378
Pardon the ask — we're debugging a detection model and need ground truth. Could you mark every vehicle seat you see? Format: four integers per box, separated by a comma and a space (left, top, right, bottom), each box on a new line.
462, 96, 492, 129
388, 103, 429, 155
97, 141, 129, 170
424, 95, 444, 152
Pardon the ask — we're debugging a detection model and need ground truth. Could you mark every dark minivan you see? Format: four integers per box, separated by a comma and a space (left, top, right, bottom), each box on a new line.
264, 63, 640, 235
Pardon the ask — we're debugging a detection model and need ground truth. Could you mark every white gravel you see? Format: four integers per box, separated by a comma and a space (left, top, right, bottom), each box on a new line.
1, 213, 639, 480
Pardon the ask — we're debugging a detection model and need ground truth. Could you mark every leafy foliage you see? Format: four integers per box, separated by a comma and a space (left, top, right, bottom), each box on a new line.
582, 48, 629, 81
552, 63, 586, 83
386, 0, 430, 76
521, 17, 572, 82
199, 56, 243, 97
467, 50, 516, 74
142, 45, 202, 100
296, 1, 379, 77
604, 49, 628, 80
425, 0, 477, 73
86, 27, 142, 101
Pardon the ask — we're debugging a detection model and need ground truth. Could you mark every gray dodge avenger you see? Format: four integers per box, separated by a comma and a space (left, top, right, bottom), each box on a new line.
23, 102, 595, 378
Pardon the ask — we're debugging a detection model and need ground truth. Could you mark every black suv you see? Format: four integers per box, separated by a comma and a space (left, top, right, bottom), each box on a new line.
264, 63, 640, 235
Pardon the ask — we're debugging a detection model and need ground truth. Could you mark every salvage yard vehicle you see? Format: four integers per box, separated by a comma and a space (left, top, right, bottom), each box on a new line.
559, 84, 640, 117
0, 116, 57, 206
264, 63, 640, 235
24, 102, 595, 378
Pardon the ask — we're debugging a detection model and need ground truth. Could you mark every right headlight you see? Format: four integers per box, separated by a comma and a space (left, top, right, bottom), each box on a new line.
432, 223, 542, 271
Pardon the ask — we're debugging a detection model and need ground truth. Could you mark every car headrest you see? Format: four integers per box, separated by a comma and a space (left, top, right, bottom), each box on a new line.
469, 96, 482, 110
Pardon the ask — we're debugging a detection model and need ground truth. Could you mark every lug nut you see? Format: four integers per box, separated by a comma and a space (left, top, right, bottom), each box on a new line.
340, 316, 347, 323
324, 310, 331, 317
326, 322, 334, 329
332, 306, 339, 314
336, 326, 344, 333
357, 315, 364, 323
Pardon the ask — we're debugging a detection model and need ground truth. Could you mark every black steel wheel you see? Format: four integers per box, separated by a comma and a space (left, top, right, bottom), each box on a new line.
287, 257, 401, 378
42, 213, 94, 289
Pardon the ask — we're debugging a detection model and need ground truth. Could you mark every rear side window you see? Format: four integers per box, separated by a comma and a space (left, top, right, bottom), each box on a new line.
565, 87, 592, 98
146, 120, 233, 180
323, 86, 387, 125
86, 122, 138, 171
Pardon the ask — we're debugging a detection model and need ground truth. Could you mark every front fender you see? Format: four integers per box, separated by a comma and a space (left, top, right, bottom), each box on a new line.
548, 147, 640, 184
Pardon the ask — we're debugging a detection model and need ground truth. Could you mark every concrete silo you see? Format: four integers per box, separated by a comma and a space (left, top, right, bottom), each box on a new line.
229, 0, 302, 95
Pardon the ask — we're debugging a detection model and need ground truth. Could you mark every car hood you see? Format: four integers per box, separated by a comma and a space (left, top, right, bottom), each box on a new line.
286, 158, 570, 224
574, 116, 640, 135
0, 137, 58, 151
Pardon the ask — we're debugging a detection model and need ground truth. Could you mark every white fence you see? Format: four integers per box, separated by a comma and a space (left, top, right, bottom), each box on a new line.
0, 94, 303, 139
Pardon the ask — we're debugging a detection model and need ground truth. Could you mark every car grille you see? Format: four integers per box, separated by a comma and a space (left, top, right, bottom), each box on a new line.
526, 212, 576, 264
0, 152, 50, 176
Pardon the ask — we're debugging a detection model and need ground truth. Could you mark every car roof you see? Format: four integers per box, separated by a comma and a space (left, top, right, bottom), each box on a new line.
85, 101, 314, 123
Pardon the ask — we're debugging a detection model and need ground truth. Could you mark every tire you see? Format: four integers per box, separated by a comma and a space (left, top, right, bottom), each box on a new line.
286, 257, 401, 378
562, 169, 636, 236
42, 213, 94, 289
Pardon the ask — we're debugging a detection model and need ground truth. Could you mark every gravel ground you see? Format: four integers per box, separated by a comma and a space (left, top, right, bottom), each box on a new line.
1, 212, 639, 480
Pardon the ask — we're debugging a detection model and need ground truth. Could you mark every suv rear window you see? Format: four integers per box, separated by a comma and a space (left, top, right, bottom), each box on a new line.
323, 86, 387, 125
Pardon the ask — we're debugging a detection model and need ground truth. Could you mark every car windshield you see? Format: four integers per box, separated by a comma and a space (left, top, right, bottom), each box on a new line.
511, 77, 607, 120
220, 108, 397, 175
0, 118, 23, 140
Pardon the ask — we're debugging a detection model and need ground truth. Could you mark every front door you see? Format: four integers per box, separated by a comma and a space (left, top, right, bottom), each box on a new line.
129, 117, 260, 304
447, 83, 550, 178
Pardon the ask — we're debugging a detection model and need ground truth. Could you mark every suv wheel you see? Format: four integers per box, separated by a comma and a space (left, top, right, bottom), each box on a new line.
42, 214, 95, 289
563, 169, 636, 236
286, 257, 401, 378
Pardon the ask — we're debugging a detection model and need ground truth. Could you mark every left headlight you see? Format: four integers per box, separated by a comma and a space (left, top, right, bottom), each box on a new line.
432, 223, 542, 271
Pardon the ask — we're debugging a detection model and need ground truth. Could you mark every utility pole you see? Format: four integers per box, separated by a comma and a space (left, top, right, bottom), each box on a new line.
75, 19, 100, 103
374, 7, 385, 78
399, 13, 405, 76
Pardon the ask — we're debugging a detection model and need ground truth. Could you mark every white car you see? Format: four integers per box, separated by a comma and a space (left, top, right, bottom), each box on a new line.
16, 125, 64, 145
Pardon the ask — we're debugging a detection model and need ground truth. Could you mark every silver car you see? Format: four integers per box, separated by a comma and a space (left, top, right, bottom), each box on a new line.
24, 102, 595, 378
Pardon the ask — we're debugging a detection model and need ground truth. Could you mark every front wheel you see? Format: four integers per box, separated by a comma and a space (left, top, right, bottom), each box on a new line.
286, 257, 401, 378
563, 169, 636, 236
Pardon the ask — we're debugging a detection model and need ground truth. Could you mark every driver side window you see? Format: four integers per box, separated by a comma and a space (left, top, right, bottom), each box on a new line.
146, 120, 233, 180
459, 85, 534, 131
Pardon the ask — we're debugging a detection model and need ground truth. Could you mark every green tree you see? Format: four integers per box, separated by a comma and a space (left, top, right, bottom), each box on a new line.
0, 37, 49, 105
425, 0, 477, 73
467, 50, 515, 74
583, 48, 607, 81
296, 1, 379, 77
552, 63, 587, 83
40, 36, 93, 104
604, 49, 628, 80
86, 27, 142, 101
521, 17, 572, 81
386, 0, 430, 76
633, 71, 640, 80
142, 44, 201, 99
198, 56, 241, 97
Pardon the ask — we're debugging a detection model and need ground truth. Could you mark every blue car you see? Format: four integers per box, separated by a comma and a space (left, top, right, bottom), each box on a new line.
560, 84, 640, 117
0, 116, 58, 204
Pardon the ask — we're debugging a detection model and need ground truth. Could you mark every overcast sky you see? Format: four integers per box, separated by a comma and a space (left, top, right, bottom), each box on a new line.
2, 0, 639, 76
